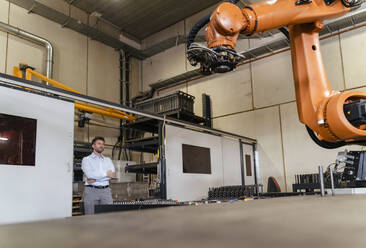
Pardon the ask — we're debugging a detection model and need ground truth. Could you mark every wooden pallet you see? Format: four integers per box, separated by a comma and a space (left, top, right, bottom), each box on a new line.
72, 194, 83, 216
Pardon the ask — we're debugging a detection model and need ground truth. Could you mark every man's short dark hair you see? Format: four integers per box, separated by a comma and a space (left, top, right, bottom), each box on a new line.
92, 136, 105, 145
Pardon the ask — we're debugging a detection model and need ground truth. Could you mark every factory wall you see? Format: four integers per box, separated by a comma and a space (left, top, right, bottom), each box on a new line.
140, 6, 366, 192
165, 124, 252, 201
0, 86, 74, 224
0, 0, 140, 157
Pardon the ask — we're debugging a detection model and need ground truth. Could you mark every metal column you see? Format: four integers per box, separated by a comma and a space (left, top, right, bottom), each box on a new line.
319, 166, 325, 197
330, 167, 335, 196
239, 140, 245, 186
158, 121, 167, 199
252, 143, 260, 197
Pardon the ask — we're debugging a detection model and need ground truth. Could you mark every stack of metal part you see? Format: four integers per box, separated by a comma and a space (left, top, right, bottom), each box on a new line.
208, 185, 258, 200
112, 200, 182, 206
295, 173, 321, 185
339, 150, 366, 185
94, 199, 185, 214
293, 150, 366, 193
292, 172, 340, 193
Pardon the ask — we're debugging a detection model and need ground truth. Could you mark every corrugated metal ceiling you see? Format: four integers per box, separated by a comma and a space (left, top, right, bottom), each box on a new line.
9, 0, 366, 62
70, 0, 222, 40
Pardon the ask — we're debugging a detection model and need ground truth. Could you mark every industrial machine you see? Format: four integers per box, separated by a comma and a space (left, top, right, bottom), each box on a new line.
187, 0, 366, 149
333, 150, 366, 186
293, 149, 366, 192
208, 185, 261, 200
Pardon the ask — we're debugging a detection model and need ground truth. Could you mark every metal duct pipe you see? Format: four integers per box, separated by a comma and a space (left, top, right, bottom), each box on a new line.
0, 21, 54, 78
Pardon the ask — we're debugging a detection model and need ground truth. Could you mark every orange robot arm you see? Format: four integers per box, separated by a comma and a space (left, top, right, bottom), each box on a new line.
203, 0, 366, 148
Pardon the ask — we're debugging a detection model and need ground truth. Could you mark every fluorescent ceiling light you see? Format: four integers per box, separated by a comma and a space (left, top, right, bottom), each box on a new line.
0, 137, 8, 141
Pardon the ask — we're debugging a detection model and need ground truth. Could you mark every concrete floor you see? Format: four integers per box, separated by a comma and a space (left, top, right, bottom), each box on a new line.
1, 195, 366, 248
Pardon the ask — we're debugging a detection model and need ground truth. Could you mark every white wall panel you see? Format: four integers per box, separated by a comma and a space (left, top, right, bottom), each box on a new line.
214, 106, 285, 191
0, 86, 74, 224
236, 39, 250, 53
165, 125, 245, 201
130, 57, 141, 98
165, 125, 224, 201
0, 31, 7, 74
222, 138, 242, 186
188, 64, 253, 117
142, 44, 186, 91
7, 34, 45, 80
340, 25, 366, 89
251, 50, 295, 108
87, 39, 119, 103
321, 35, 345, 91
249, 33, 284, 48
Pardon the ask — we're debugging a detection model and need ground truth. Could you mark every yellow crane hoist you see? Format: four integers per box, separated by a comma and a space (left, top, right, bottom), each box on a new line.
13, 63, 136, 122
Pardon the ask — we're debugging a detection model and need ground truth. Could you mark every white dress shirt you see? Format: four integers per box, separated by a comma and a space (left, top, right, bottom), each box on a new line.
82, 153, 115, 186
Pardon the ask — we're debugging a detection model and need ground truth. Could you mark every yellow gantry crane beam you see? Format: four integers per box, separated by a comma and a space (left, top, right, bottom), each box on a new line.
13, 65, 136, 121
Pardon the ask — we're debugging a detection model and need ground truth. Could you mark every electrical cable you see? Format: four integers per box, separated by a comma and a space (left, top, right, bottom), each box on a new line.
279, 27, 290, 40
306, 126, 346, 149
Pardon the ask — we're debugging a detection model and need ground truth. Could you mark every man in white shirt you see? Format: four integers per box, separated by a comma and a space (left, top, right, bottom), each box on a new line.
82, 136, 116, 215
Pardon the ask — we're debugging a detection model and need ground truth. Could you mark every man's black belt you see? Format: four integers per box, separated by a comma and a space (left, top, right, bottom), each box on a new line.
86, 185, 109, 189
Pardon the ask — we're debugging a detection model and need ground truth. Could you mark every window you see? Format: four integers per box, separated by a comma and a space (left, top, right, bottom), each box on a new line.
245, 154, 252, 176
0, 113, 37, 166
182, 144, 211, 174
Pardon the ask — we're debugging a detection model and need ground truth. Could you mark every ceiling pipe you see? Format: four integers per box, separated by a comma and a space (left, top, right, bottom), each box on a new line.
7, 0, 145, 59
0, 21, 54, 79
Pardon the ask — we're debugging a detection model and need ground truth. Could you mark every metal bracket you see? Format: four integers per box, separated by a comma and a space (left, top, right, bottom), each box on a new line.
62, 18, 71, 28
295, 0, 312, 5
324, 0, 336, 5
27, 2, 36, 14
